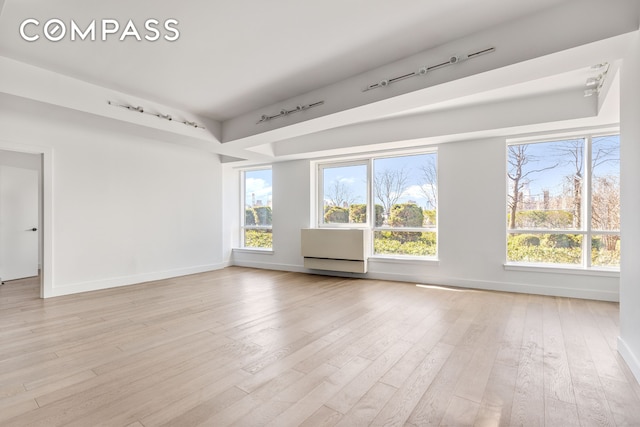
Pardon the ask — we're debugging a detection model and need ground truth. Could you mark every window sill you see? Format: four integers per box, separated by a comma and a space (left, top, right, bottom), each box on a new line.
233, 248, 274, 255
369, 256, 439, 266
504, 263, 619, 277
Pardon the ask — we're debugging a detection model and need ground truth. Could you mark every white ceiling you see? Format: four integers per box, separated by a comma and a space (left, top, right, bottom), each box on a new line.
0, 0, 571, 121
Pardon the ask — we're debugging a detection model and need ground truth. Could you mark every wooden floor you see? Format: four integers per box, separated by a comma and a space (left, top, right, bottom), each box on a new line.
1, 267, 639, 426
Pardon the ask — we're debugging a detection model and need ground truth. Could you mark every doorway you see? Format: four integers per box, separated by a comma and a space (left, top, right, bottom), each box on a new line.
0, 148, 44, 294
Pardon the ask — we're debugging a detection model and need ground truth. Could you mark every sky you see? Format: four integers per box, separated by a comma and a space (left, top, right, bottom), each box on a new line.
510, 134, 620, 198
322, 153, 437, 209
244, 135, 619, 213
244, 169, 272, 207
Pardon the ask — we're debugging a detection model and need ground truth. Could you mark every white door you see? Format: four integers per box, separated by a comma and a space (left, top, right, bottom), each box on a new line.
0, 165, 39, 282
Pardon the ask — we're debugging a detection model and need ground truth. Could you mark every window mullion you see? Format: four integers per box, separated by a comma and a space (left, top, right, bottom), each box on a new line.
240, 170, 246, 248
368, 158, 374, 256
584, 136, 593, 268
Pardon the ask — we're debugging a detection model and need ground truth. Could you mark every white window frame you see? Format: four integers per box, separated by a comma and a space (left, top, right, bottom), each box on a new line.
316, 149, 438, 259
240, 167, 273, 250
317, 160, 370, 228
505, 132, 620, 270
371, 152, 438, 259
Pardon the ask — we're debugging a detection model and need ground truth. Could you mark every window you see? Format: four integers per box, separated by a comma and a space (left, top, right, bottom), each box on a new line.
319, 162, 368, 226
317, 151, 437, 258
506, 134, 620, 268
373, 154, 437, 257
241, 168, 272, 249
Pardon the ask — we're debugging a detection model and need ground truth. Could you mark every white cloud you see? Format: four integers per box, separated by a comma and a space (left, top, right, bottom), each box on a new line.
245, 178, 272, 204
337, 176, 356, 184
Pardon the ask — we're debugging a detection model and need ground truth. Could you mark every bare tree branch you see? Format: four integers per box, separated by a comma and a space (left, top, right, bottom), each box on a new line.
374, 168, 409, 220
325, 179, 358, 207
507, 145, 558, 229
418, 156, 438, 210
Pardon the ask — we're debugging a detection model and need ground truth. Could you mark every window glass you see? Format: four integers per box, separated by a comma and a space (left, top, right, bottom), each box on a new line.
507, 139, 584, 231
321, 164, 367, 225
317, 151, 438, 258
243, 169, 272, 249
507, 134, 620, 268
591, 135, 620, 231
372, 153, 437, 257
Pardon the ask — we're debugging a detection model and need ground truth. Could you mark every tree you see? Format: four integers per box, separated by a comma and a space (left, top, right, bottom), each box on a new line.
349, 204, 367, 224
389, 203, 424, 227
325, 179, 358, 208
253, 206, 272, 226
324, 206, 349, 223
553, 137, 618, 229
374, 168, 409, 222
553, 139, 584, 228
245, 208, 256, 226
418, 156, 438, 210
592, 175, 620, 250
388, 203, 424, 242
507, 145, 558, 229
590, 136, 620, 251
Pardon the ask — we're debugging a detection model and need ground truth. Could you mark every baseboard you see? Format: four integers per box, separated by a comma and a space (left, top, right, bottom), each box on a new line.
232, 259, 308, 274
230, 260, 618, 301
618, 337, 640, 384
50, 263, 226, 297
365, 271, 619, 302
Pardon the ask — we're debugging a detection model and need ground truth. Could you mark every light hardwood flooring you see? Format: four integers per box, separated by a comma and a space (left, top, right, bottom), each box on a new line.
1, 267, 640, 426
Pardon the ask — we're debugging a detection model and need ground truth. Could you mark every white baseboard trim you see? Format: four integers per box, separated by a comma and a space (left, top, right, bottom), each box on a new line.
366, 271, 619, 302
50, 263, 227, 297
229, 260, 618, 301
232, 259, 308, 274
618, 337, 640, 384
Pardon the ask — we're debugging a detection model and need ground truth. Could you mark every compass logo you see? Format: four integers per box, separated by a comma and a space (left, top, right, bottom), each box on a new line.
19, 18, 180, 42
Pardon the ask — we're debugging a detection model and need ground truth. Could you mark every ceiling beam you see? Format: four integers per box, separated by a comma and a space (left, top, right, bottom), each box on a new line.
221, 0, 638, 146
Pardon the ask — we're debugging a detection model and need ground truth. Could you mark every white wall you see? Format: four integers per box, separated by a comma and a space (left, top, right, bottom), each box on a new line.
619, 25, 640, 381
229, 136, 619, 301
226, 160, 312, 270
0, 95, 224, 297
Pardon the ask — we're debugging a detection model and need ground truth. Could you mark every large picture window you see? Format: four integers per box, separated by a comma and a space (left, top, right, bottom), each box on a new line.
318, 151, 437, 258
373, 153, 437, 257
319, 162, 368, 226
506, 134, 619, 268
241, 168, 272, 249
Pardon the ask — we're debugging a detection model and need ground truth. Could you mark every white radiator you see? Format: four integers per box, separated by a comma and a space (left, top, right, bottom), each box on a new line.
301, 228, 368, 273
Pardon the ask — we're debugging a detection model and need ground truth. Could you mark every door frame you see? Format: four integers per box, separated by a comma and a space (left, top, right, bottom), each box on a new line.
0, 141, 52, 298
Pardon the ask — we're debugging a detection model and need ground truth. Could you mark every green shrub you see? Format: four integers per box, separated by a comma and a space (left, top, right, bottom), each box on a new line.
389, 203, 424, 227
541, 234, 581, 249
349, 204, 367, 223
507, 233, 582, 264
388, 204, 424, 242
511, 210, 574, 229
374, 231, 436, 256
324, 206, 349, 223
245, 208, 257, 226
509, 234, 540, 247
507, 245, 582, 264
253, 206, 272, 226
375, 204, 384, 227
423, 209, 436, 226
244, 229, 272, 248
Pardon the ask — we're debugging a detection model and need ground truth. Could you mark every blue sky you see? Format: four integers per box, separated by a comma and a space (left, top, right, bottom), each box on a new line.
244, 136, 618, 212
245, 169, 272, 207
322, 153, 437, 209
511, 135, 620, 198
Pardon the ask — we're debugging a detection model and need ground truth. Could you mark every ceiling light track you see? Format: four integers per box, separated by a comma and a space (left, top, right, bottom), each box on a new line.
362, 46, 495, 92
584, 62, 609, 97
107, 101, 206, 129
257, 101, 324, 124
